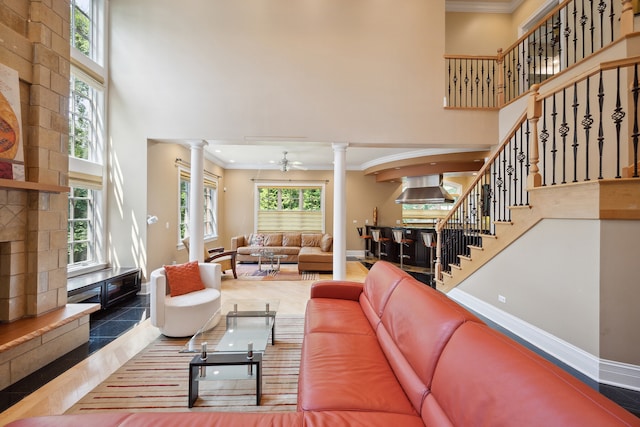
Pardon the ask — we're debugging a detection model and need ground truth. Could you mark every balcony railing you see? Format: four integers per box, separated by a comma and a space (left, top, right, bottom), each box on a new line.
436, 56, 640, 279
445, 0, 631, 109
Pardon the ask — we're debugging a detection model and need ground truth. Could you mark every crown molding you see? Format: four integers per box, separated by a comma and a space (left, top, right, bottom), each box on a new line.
446, 0, 526, 14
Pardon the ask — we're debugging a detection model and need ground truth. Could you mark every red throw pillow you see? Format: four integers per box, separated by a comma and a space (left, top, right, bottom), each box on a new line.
164, 261, 206, 297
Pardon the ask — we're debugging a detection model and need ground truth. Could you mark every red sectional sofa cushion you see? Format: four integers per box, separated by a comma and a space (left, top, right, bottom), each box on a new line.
304, 298, 375, 336
302, 410, 424, 427
298, 331, 416, 414
362, 260, 412, 318
6, 411, 427, 427
424, 321, 640, 427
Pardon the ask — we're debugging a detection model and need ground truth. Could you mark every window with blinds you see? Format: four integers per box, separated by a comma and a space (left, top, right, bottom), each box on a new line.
179, 168, 218, 242
256, 184, 325, 233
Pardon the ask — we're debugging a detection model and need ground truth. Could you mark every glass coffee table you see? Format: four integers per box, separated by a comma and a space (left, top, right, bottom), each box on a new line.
250, 249, 288, 273
181, 300, 279, 407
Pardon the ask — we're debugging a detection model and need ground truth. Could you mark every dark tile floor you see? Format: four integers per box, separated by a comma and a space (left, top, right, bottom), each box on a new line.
0, 294, 150, 412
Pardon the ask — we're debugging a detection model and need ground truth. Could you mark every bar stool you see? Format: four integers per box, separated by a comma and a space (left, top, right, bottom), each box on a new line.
371, 229, 390, 260
421, 232, 435, 274
392, 229, 413, 269
357, 227, 373, 258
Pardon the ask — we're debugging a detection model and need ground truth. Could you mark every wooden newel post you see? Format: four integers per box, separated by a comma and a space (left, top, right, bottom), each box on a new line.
496, 48, 505, 107
620, 0, 634, 37
435, 221, 443, 285
527, 84, 542, 189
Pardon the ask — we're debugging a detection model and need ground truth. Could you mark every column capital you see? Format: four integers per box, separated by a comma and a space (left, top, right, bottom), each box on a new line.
332, 142, 349, 152
185, 140, 208, 149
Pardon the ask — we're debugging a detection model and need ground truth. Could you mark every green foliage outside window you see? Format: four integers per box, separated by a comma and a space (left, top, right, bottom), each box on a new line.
68, 187, 93, 264
302, 188, 321, 210
71, 0, 92, 57
179, 178, 217, 241
258, 187, 321, 211
69, 77, 93, 159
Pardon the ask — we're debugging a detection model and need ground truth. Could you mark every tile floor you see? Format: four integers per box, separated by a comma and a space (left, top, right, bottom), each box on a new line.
0, 295, 150, 412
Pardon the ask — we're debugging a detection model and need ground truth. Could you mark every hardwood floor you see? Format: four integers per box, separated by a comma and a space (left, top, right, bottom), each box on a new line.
0, 262, 369, 425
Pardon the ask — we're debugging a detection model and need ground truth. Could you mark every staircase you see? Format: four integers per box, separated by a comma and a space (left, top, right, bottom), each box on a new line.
437, 0, 640, 292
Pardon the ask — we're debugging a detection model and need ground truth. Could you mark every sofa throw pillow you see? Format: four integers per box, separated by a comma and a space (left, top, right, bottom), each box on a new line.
320, 234, 333, 252
249, 233, 265, 247
164, 261, 205, 297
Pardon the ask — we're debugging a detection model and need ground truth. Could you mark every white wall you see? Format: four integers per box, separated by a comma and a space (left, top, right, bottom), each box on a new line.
107, 0, 497, 270
457, 219, 601, 356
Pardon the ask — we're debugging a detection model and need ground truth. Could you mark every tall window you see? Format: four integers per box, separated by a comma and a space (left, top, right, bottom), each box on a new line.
179, 170, 218, 242
69, 74, 100, 161
68, 188, 96, 264
70, 0, 103, 65
256, 184, 324, 232
68, 0, 106, 274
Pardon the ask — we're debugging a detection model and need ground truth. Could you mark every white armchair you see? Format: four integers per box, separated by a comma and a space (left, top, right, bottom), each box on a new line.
150, 262, 222, 337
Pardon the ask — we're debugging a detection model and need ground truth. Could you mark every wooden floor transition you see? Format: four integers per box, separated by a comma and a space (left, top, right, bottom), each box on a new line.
0, 261, 369, 425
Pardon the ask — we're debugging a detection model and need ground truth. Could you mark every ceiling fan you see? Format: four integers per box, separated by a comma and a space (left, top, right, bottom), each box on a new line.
278, 151, 306, 172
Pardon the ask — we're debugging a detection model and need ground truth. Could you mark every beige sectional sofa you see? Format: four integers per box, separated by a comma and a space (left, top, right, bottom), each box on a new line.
231, 232, 333, 273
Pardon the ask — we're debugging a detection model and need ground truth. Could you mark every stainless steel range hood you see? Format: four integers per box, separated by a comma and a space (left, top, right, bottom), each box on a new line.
395, 175, 455, 204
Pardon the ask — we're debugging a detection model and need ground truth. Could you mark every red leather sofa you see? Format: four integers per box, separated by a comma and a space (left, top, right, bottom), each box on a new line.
7, 261, 640, 427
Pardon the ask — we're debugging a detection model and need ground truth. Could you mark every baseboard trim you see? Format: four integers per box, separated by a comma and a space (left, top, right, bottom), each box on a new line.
600, 359, 640, 392
448, 288, 640, 392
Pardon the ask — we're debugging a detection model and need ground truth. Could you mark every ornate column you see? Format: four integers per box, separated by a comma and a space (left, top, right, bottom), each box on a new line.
332, 142, 348, 280
187, 140, 207, 262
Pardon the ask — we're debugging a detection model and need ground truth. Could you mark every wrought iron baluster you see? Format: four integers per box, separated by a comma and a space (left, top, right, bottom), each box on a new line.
448, 59, 452, 107
496, 155, 504, 221
598, 0, 606, 48
612, 66, 625, 178
532, 35, 538, 85
563, 4, 571, 71
507, 137, 515, 212
582, 76, 593, 181
589, 0, 595, 54
521, 41, 527, 95
633, 64, 639, 178
551, 93, 558, 185
580, 0, 587, 60
464, 59, 470, 107
572, 0, 578, 65
524, 119, 531, 205
572, 82, 580, 182
597, 70, 605, 179
544, 20, 549, 81
559, 88, 570, 184
517, 125, 524, 206
609, 0, 614, 43
502, 149, 508, 220
555, 13, 563, 73
474, 60, 480, 107
481, 60, 485, 107
492, 162, 498, 222
459, 60, 463, 107
541, 98, 549, 186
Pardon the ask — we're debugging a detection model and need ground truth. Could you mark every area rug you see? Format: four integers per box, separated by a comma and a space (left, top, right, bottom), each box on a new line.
66, 315, 304, 414
236, 264, 319, 281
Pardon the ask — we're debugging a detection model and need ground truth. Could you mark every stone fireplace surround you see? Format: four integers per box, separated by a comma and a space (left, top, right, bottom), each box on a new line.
0, 0, 99, 390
